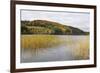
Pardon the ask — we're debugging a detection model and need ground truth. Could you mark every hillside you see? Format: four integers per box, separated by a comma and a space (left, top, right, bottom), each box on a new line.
21, 20, 89, 35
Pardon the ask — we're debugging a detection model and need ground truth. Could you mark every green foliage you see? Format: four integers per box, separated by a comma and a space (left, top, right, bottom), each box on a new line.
21, 26, 29, 34
21, 20, 89, 35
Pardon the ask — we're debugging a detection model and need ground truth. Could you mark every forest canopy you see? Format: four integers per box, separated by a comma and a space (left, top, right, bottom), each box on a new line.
21, 20, 89, 35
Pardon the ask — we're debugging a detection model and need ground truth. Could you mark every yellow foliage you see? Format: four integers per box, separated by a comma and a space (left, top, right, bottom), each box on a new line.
21, 35, 62, 50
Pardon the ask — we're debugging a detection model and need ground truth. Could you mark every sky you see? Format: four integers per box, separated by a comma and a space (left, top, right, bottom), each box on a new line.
21, 10, 90, 32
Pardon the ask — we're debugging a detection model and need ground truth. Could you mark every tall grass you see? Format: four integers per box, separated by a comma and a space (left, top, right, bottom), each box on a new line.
72, 36, 89, 59
21, 35, 63, 50
21, 35, 89, 60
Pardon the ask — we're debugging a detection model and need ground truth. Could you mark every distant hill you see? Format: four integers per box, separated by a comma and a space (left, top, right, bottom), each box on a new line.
21, 20, 89, 35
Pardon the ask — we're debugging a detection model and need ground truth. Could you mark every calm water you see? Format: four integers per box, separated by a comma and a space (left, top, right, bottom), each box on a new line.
21, 35, 89, 63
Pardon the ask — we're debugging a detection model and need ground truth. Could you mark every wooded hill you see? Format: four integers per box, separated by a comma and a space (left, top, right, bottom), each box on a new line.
21, 20, 89, 35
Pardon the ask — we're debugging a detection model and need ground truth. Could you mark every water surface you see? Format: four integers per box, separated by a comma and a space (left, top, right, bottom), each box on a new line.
21, 35, 89, 63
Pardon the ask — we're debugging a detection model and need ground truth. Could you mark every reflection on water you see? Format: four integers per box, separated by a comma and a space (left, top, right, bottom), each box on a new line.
21, 35, 89, 63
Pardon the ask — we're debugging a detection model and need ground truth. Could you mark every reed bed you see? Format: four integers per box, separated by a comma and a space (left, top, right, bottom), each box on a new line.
21, 35, 89, 60
72, 36, 89, 59
21, 35, 63, 50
